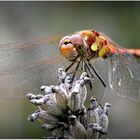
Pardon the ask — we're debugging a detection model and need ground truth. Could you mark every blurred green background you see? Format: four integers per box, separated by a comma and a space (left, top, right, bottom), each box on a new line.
0, 1, 140, 139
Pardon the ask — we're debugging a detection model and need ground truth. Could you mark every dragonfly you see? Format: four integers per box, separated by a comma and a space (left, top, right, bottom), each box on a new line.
0, 29, 140, 100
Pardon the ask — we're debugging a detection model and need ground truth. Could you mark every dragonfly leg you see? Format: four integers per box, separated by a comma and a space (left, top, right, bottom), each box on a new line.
70, 57, 83, 83
65, 57, 78, 72
86, 59, 106, 88
83, 59, 95, 79
82, 60, 93, 89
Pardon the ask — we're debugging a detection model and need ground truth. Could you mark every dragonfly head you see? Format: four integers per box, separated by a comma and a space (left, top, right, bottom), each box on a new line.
59, 34, 84, 62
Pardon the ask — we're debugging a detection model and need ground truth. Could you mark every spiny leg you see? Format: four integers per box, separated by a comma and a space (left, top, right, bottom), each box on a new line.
86, 59, 107, 104
70, 57, 83, 83
85, 59, 106, 88
83, 59, 95, 79
65, 57, 78, 72
82, 60, 93, 89
81, 59, 88, 73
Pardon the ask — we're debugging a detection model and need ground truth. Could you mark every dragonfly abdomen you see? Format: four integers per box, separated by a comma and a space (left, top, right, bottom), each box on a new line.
126, 49, 140, 58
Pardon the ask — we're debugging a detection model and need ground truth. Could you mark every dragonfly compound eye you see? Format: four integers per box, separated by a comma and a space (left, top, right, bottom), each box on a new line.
69, 34, 84, 47
59, 34, 84, 62
59, 41, 78, 61
59, 43, 78, 61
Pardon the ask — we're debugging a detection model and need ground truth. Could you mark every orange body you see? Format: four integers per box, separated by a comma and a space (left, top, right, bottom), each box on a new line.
78, 30, 140, 58
59, 30, 140, 62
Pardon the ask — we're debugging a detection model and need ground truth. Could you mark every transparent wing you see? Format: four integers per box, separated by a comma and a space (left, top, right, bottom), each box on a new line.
101, 31, 140, 81
108, 53, 140, 101
0, 35, 70, 98
98, 31, 140, 100
124, 55, 140, 81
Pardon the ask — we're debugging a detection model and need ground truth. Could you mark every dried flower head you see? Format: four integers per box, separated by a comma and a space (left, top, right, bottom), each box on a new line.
27, 67, 111, 139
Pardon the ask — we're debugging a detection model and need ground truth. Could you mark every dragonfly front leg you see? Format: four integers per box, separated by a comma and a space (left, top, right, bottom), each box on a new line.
65, 57, 78, 72
71, 57, 85, 83
65, 57, 83, 83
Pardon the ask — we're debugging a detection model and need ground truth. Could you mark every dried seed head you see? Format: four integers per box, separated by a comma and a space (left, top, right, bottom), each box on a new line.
80, 85, 87, 105
50, 122, 69, 139
36, 94, 45, 99
87, 125, 95, 138
79, 106, 88, 129
99, 113, 109, 134
44, 99, 63, 116
68, 80, 87, 112
79, 72, 90, 85
75, 74, 89, 103
89, 123, 103, 131
57, 68, 71, 92
27, 93, 36, 100
34, 110, 58, 125
40, 85, 55, 94
69, 115, 87, 139
53, 88, 68, 110
87, 108, 100, 125
28, 111, 39, 122
90, 96, 98, 110
58, 68, 67, 83
87, 123, 102, 139
40, 85, 47, 91
103, 102, 111, 115
58, 81, 71, 95
27, 93, 44, 100
64, 75, 71, 84
87, 97, 100, 125
69, 115, 76, 124
30, 94, 50, 106
68, 90, 82, 112
41, 124, 56, 131
95, 104, 104, 116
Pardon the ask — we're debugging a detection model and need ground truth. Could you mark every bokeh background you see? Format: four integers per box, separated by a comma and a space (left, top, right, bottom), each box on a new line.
0, 1, 140, 138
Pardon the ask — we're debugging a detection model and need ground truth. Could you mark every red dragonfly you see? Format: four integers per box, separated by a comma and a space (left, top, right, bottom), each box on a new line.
0, 29, 140, 100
